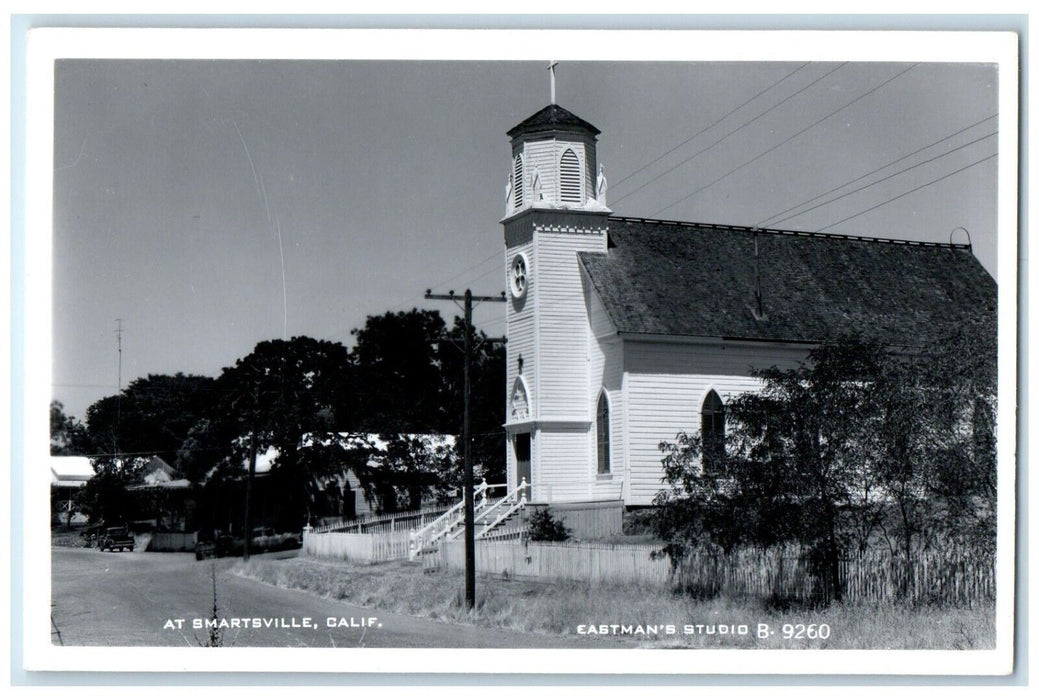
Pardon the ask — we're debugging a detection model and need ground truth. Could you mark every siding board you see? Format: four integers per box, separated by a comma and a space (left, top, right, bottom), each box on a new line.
536, 230, 605, 421
624, 341, 808, 505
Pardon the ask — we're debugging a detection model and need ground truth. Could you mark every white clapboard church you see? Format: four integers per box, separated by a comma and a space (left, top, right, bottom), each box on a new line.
499, 100, 996, 512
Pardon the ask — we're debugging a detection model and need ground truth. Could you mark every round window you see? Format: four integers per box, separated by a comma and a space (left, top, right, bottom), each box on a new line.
509, 253, 529, 300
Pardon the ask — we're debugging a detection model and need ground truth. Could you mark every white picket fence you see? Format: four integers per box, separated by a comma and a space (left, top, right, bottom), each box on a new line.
440, 539, 670, 587
306, 519, 530, 565
303, 528, 411, 563
312, 506, 450, 535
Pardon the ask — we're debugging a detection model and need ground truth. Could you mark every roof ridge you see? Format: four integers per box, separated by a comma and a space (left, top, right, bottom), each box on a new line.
607, 215, 972, 251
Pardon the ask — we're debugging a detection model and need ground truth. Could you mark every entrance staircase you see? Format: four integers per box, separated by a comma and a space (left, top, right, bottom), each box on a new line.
408, 478, 529, 560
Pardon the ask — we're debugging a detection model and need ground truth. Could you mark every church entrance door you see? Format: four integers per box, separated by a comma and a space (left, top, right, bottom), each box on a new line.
515, 433, 531, 501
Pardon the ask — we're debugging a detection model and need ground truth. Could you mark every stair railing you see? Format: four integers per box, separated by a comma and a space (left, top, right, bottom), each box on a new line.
468, 477, 528, 540
409, 480, 504, 559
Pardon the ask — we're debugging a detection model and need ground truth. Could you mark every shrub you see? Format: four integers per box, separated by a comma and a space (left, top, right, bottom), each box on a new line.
622, 508, 657, 536
527, 507, 571, 542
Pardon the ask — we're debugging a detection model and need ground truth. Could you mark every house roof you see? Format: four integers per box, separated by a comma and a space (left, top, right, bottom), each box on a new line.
141, 455, 176, 484
507, 104, 601, 139
128, 478, 192, 492
50, 455, 94, 486
578, 217, 996, 347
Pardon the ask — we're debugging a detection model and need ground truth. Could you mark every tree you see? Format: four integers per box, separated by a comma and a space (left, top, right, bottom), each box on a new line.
350, 309, 507, 497
653, 331, 997, 603
50, 401, 90, 455
359, 434, 458, 512
871, 355, 934, 576
655, 335, 894, 602
437, 317, 507, 485
879, 323, 998, 557
213, 336, 353, 529
77, 456, 147, 525
84, 373, 217, 466
350, 309, 447, 433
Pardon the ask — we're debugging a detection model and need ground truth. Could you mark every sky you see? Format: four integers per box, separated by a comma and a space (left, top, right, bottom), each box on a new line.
51, 59, 999, 421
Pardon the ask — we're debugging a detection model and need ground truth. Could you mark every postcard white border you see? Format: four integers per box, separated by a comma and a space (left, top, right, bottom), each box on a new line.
21, 27, 1019, 676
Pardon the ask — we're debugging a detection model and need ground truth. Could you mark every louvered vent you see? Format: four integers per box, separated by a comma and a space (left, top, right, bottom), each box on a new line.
559, 148, 581, 203
513, 154, 524, 208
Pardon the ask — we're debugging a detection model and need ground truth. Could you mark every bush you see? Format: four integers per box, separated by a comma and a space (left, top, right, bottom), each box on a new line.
527, 507, 571, 542
622, 508, 656, 536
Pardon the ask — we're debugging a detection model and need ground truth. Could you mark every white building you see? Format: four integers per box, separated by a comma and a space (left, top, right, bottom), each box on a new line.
500, 103, 996, 509
50, 455, 95, 524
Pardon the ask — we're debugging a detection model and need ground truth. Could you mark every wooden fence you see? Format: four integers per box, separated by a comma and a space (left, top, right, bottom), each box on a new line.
438, 540, 994, 605
312, 506, 450, 535
441, 540, 670, 587
303, 529, 411, 563
538, 501, 624, 540
673, 547, 995, 605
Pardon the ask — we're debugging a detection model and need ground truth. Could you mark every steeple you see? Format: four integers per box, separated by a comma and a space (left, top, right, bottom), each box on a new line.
503, 103, 610, 219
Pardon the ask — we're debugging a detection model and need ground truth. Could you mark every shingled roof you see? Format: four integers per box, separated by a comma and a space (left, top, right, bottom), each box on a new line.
507, 104, 601, 138
578, 217, 996, 347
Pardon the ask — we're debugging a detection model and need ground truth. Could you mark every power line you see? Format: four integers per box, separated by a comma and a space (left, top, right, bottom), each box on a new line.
757, 113, 997, 227
611, 62, 847, 210
765, 130, 997, 228
328, 247, 504, 341
477, 315, 507, 330
816, 152, 997, 231
652, 63, 918, 217
460, 260, 506, 288
609, 62, 810, 194
426, 247, 502, 292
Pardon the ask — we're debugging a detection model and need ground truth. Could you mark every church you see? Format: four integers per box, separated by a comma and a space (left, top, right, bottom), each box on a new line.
499, 100, 996, 510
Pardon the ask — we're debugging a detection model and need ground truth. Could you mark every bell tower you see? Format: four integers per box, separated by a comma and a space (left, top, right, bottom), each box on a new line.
501, 93, 612, 503
503, 103, 610, 216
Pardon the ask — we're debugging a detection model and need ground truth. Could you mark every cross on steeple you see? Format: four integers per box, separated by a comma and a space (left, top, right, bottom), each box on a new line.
548, 60, 558, 104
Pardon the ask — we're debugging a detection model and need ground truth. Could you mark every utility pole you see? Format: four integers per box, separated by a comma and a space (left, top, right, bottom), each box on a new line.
242, 362, 262, 562
425, 288, 506, 610
116, 318, 123, 390
115, 318, 123, 461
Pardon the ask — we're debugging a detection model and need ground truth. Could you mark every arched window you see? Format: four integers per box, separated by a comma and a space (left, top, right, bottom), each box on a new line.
559, 148, 582, 203
596, 391, 611, 475
510, 376, 530, 421
701, 390, 726, 475
513, 154, 524, 208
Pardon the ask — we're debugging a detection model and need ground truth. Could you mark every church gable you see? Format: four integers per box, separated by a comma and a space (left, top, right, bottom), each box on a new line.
578, 217, 996, 347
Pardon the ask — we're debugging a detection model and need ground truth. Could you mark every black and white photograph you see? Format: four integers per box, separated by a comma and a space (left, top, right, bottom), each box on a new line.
19, 27, 1018, 676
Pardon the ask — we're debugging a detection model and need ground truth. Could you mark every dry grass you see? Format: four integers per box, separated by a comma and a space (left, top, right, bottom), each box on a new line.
234, 556, 995, 649
51, 532, 86, 547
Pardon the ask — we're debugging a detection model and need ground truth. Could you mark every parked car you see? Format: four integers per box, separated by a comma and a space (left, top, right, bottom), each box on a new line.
195, 530, 242, 559
97, 526, 135, 552
249, 527, 301, 552
194, 527, 301, 560
194, 539, 218, 560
